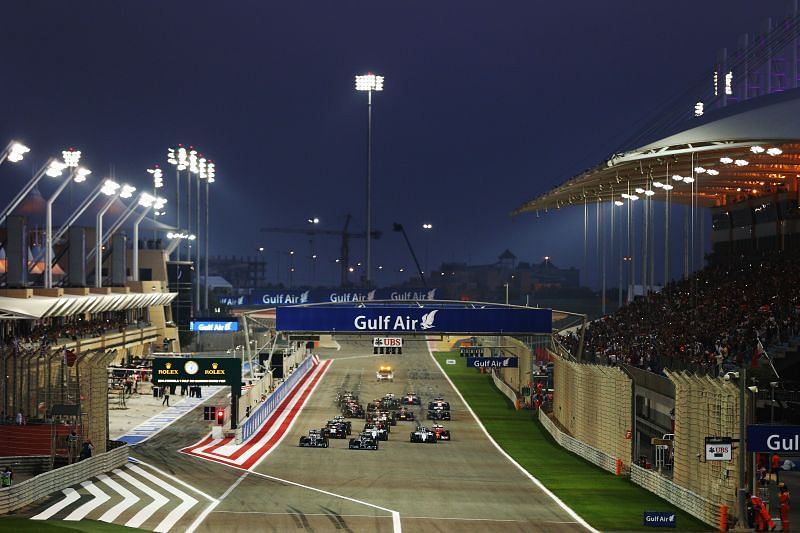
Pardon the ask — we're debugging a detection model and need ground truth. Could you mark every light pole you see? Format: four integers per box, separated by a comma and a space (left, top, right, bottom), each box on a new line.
0, 158, 66, 227
53, 178, 113, 244
422, 223, 432, 274
45, 153, 90, 288
0, 141, 30, 167
93, 182, 128, 288
132, 196, 167, 281
204, 161, 215, 312
167, 146, 188, 260
355, 73, 384, 288
504, 282, 509, 305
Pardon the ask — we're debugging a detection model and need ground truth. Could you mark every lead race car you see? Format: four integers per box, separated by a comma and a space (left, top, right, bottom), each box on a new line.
401, 392, 421, 406
299, 429, 329, 448
430, 423, 451, 441
348, 432, 379, 450
410, 425, 438, 443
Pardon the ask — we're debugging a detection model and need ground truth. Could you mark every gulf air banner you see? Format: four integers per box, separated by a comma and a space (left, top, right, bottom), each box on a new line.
220, 288, 438, 307
276, 306, 552, 334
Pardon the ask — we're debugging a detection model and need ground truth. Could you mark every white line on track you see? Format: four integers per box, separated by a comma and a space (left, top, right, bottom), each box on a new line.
63, 480, 111, 521
31, 487, 81, 520
426, 339, 599, 533
97, 472, 140, 523
128, 464, 199, 533
116, 467, 169, 529
246, 470, 402, 533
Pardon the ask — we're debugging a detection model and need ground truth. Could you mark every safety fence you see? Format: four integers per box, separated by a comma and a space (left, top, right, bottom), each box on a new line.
236, 355, 313, 444
0, 442, 128, 515
538, 408, 619, 474
631, 464, 721, 528
490, 369, 519, 409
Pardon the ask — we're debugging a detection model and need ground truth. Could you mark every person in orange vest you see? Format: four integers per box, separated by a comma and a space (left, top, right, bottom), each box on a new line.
773, 453, 782, 482
779, 483, 790, 532
752, 493, 776, 532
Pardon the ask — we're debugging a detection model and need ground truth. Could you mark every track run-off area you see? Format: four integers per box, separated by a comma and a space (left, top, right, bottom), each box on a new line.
20, 338, 598, 532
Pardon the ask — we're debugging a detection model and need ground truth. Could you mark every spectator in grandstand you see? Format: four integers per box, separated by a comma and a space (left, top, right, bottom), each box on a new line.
1, 467, 12, 487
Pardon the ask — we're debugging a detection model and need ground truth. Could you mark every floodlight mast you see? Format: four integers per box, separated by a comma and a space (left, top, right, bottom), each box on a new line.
355, 73, 384, 288
45, 162, 90, 288
0, 141, 30, 166
0, 158, 65, 227
132, 196, 165, 281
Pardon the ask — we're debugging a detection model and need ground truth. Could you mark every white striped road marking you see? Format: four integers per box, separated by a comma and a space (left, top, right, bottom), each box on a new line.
63, 480, 111, 521
31, 488, 80, 520
97, 471, 140, 523
127, 464, 198, 533
426, 339, 598, 533
247, 470, 402, 533
116, 467, 169, 529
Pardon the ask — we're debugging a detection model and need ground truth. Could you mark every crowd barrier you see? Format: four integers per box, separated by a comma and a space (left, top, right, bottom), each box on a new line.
631, 464, 721, 528
236, 355, 313, 444
0, 443, 128, 515
490, 369, 519, 409
538, 408, 619, 475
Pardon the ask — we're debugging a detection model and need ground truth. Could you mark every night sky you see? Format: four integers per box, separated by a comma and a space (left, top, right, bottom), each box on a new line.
0, 1, 782, 287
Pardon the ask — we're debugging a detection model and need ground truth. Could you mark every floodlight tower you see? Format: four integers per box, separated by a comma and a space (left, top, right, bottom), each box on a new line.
132, 195, 166, 281
94, 183, 135, 288
355, 72, 384, 287
0, 141, 30, 166
0, 159, 67, 227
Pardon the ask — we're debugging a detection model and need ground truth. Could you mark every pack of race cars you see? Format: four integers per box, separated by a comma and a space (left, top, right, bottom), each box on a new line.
299, 390, 453, 450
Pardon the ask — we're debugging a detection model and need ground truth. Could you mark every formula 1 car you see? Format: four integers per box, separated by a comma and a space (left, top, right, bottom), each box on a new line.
348, 432, 379, 450
394, 407, 416, 421
380, 395, 401, 410
428, 397, 450, 410
363, 423, 389, 441
410, 425, 437, 443
299, 429, 329, 448
401, 393, 421, 406
331, 416, 352, 434
427, 409, 451, 421
322, 420, 349, 439
430, 423, 451, 441
337, 391, 359, 406
342, 401, 365, 418
376, 365, 394, 382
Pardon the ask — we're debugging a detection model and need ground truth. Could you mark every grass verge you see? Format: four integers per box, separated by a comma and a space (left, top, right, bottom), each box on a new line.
433, 350, 712, 532
0, 517, 148, 532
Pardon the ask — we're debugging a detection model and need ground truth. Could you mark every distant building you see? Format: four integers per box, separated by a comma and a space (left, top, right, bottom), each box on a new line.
208, 256, 268, 291
430, 250, 579, 302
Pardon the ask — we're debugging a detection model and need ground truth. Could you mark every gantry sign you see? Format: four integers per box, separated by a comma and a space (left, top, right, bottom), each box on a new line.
275, 302, 553, 335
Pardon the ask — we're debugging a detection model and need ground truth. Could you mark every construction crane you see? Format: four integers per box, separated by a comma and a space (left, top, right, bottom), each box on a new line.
261, 214, 381, 286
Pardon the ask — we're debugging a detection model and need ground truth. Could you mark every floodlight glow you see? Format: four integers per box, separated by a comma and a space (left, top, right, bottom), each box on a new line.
653, 181, 663, 188
207, 161, 216, 182
188, 234, 196, 241
635, 187, 645, 194
734, 159, 749, 166
198, 157, 208, 179
101, 179, 120, 196
750, 146, 765, 154
683, 176, 695, 183
672, 175, 684, 181
694, 102, 704, 117
614, 200, 624, 206
694, 166, 706, 174
7, 142, 30, 163
621, 193, 630, 199
644, 190, 655, 196
355, 73, 384, 92
725, 71, 733, 95
153, 197, 168, 210
45, 160, 67, 177
188, 149, 199, 174
62, 149, 82, 168
767, 147, 783, 156
662, 184, 674, 190
629, 195, 639, 201
720, 157, 734, 164
74, 167, 91, 183
706, 169, 719, 176
120, 184, 136, 199
138, 192, 156, 207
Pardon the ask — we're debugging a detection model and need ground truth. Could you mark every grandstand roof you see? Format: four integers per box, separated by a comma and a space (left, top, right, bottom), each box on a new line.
513, 89, 800, 215
0, 291, 177, 319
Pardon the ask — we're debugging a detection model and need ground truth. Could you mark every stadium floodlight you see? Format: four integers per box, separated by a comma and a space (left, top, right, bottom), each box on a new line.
614, 200, 624, 206
43, 162, 90, 287
188, 149, 199, 174
734, 159, 749, 166
720, 157, 734, 164
767, 147, 783, 156
422, 223, 433, 230
148, 166, 164, 188
750, 146, 765, 154
307, 217, 320, 224
672, 174, 684, 181
62, 148, 82, 168
355, 72, 384, 287
694, 167, 706, 174
706, 169, 719, 176
621, 193, 631, 199
101, 179, 121, 196
1, 141, 30, 165
120, 184, 136, 198
0, 157, 67, 226
683, 176, 695, 184
653, 181, 663, 188
628, 195, 639, 201
73, 167, 91, 183
635, 187, 645, 194
138, 192, 156, 208
131, 196, 167, 281
92, 183, 133, 288
662, 184, 674, 191
207, 161, 216, 183
644, 190, 655, 196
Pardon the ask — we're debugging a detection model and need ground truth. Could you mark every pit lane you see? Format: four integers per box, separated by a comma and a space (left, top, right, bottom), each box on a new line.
195, 337, 583, 532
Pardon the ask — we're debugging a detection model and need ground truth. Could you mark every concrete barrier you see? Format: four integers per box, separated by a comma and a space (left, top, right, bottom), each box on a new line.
0, 443, 128, 515
538, 408, 619, 474
490, 369, 519, 409
631, 464, 721, 528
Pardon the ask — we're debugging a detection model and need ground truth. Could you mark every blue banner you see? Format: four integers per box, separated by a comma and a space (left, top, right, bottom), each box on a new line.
643, 512, 676, 528
276, 306, 552, 334
189, 320, 239, 332
220, 288, 439, 307
747, 425, 800, 452
467, 357, 518, 368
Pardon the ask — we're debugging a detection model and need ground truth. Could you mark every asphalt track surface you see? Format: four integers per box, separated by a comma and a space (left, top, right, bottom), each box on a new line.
24, 338, 583, 532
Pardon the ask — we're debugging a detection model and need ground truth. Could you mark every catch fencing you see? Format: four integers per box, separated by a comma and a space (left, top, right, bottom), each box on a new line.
631, 464, 722, 527
538, 408, 620, 474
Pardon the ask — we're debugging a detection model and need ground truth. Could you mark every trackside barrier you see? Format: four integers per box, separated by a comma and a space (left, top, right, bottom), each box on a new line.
0, 443, 128, 515
538, 408, 619, 475
236, 356, 314, 445
630, 464, 721, 528
490, 369, 520, 410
